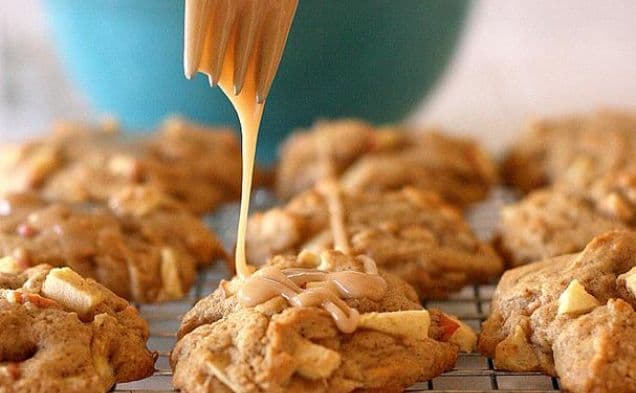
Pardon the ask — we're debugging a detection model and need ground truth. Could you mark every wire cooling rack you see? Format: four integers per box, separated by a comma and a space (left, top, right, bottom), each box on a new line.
114, 188, 562, 393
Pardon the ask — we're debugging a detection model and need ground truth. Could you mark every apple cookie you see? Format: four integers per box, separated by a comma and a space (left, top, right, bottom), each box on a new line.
503, 110, 636, 193
0, 264, 156, 392
172, 250, 476, 393
495, 167, 636, 266
276, 119, 498, 207
479, 230, 636, 393
0, 118, 266, 214
246, 187, 503, 298
0, 188, 226, 302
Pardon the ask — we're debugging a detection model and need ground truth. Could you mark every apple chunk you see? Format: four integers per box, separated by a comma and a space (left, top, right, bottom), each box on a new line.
0, 256, 20, 274
42, 267, 105, 315
293, 339, 341, 379
557, 279, 600, 316
359, 310, 431, 340
619, 266, 636, 298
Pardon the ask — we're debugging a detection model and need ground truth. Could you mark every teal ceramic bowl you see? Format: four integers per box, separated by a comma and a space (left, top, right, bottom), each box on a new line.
44, 0, 467, 162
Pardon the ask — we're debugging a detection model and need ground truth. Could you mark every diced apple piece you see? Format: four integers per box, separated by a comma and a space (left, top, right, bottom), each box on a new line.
107, 154, 139, 179
42, 267, 105, 314
6, 290, 58, 308
297, 249, 320, 266
358, 310, 431, 340
202, 352, 242, 393
438, 313, 460, 342
91, 314, 116, 380
24, 146, 58, 186
0, 256, 20, 274
445, 315, 477, 352
109, 186, 172, 216
557, 279, 600, 316
294, 339, 341, 380
160, 248, 184, 300
619, 266, 636, 298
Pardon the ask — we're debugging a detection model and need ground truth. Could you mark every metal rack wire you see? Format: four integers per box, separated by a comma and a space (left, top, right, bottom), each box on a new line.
113, 189, 562, 393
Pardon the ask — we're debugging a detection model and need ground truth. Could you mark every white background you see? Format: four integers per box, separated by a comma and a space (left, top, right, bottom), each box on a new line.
2, 0, 636, 154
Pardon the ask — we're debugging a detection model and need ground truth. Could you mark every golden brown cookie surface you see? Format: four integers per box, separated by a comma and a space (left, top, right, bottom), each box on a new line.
503, 110, 636, 193
0, 189, 226, 302
0, 118, 267, 215
0, 264, 156, 393
496, 166, 636, 266
276, 119, 497, 207
480, 231, 636, 393
172, 251, 475, 393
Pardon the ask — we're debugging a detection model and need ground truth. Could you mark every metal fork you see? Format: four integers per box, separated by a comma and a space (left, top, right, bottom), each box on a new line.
184, 0, 298, 103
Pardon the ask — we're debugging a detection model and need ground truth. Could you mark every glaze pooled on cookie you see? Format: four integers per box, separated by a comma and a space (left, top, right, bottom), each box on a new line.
172, 251, 475, 393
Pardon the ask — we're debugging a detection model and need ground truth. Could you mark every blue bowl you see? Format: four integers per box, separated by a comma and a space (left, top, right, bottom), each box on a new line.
44, 0, 467, 162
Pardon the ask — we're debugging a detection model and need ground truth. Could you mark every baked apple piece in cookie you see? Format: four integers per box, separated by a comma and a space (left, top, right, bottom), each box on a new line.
246, 186, 502, 298
276, 119, 498, 207
172, 250, 476, 393
480, 230, 636, 393
0, 264, 156, 392
0, 188, 226, 302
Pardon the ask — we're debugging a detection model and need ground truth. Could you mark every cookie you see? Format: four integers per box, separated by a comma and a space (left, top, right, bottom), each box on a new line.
0, 264, 156, 392
479, 230, 636, 393
0, 118, 266, 214
0, 188, 226, 302
495, 189, 629, 266
172, 250, 476, 393
496, 167, 636, 266
276, 119, 498, 207
246, 187, 502, 299
503, 110, 636, 193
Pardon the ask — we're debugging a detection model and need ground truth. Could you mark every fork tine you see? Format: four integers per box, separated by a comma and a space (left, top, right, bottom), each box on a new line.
232, 0, 267, 95
183, 0, 212, 79
200, 0, 236, 86
256, 0, 298, 103
185, 0, 296, 100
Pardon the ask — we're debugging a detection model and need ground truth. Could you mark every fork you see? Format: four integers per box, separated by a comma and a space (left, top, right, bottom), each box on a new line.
184, 0, 298, 103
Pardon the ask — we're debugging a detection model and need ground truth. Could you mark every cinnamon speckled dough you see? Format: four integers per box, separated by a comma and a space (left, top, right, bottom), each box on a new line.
0, 188, 226, 302
0, 264, 156, 393
276, 119, 498, 207
172, 251, 462, 393
0, 118, 267, 214
495, 189, 629, 266
496, 167, 636, 266
246, 187, 502, 298
503, 110, 636, 193
479, 231, 636, 393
